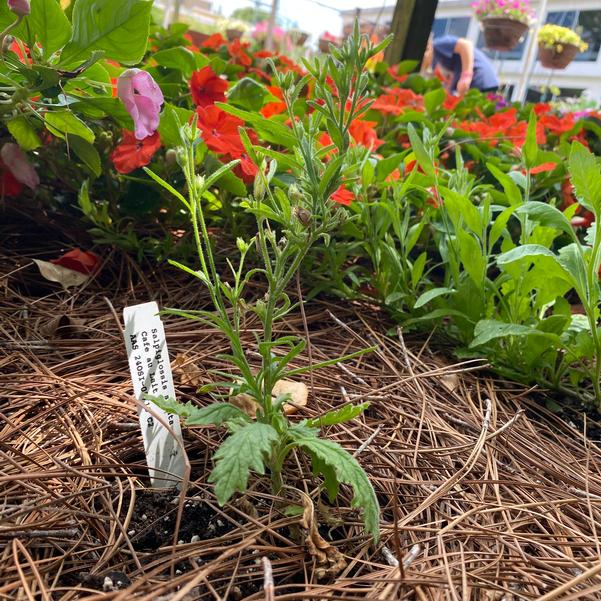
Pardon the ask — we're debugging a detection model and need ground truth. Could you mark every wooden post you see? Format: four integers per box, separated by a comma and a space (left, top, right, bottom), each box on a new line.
384, 0, 439, 67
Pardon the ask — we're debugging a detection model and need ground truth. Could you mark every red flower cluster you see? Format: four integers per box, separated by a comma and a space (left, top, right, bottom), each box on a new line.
195, 105, 258, 182
190, 66, 228, 107
111, 130, 161, 174
331, 185, 355, 206
227, 39, 252, 67
372, 88, 424, 115
261, 86, 286, 118
349, 119, 384, 150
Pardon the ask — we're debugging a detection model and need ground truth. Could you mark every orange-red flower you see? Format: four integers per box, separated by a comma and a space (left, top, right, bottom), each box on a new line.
110, 130, 161, 174
539, 112, 575, 136
51, 249, 101, 275
201, 33, 226, 50
372, 88, 423, 115
331, 185, 355, 206
529, 162, 557, 175
227, 38, 252, 67
349, 118, 384, 150
195, 105, 245, 156
261, 86, 286, 118
190, 66, 228, 107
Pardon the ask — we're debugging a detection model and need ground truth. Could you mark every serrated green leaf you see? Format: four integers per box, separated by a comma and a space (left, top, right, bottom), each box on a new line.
497, 244, 556, 266
306, 402, 369, 428
146, 396, 251, 427
61, 0, 152, 66
227, 77, 268, 112
288, 429, 380, 541
209, 422, 279, 504
154, 46, 197, 76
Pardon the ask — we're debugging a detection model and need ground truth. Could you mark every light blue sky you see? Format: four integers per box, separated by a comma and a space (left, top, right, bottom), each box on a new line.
212, 0, 394, 38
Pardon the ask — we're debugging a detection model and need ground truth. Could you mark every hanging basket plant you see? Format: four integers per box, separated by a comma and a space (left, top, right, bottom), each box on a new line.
318, 32, 340, 53
472, 0, 534, 52
538, 24, 588, 69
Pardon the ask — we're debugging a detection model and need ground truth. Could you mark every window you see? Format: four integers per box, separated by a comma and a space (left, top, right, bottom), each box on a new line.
431, 17, 470, 39
476, 31, 528, 61
545, 10, 601, 61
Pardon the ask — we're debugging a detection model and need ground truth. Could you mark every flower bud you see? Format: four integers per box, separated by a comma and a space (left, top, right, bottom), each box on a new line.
8, 0, 30, 17
253, 172, 266, 201
236, 237, 250, 254
293, 206, 312, 227
165, 148, 177, 166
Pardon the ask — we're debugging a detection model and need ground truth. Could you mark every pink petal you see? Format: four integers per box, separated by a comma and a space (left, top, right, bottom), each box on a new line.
1, 143, 39, 190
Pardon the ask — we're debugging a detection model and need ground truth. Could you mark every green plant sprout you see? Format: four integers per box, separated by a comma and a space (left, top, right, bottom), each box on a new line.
145, 23, 391, 541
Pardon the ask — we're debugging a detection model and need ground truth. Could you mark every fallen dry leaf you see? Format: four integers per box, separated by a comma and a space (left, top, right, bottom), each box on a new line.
33, 259, 90, 289
172, 353, 205, 387
297, 488, 346, 579
273, 380, 308, 415
37, 314, 86, 339
440, 373, 460, 393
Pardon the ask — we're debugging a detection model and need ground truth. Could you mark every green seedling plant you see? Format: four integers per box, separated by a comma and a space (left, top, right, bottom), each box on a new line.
146, 24, 390, 541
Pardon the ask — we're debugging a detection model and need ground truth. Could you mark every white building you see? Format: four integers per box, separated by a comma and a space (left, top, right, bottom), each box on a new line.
342, 1, 601, 103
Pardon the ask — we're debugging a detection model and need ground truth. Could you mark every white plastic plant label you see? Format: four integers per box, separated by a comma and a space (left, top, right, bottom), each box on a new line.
123, 301, 186, 488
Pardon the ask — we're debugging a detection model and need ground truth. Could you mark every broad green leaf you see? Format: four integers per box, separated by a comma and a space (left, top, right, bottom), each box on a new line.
557, 243, 590, 304
411, 251, 427, 288
457, 229, 486, 287
0, 0, 72, 57
209, 422, 278, 504
487, 163, 521, 206
489, 205, 517, 251
569, 141, 601, 214
228, 77, 269, 112
497, 244, 556, 266
523, 110, 538, 169
414, 287, 455, 309
154, 47, 197, 76
7, 116, 41, 151
515, 201, 576, 241
288, 428, 380, 540
306, 402, 369, 428
470, 319, 560, 348
61, 0, 152, 66
69, 135, 101, 177
423, 87, 445, 115
407, 123, 435, 179
45, 110, 95, 143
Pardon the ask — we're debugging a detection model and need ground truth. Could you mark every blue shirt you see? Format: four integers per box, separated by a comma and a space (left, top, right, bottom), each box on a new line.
433, 35, 499, 92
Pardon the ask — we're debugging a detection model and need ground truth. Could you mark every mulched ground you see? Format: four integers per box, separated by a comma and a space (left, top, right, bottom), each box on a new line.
3, 208, 601, 600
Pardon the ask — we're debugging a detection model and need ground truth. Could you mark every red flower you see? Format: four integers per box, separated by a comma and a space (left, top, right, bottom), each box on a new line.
349, 118, 384, 150
190, 66, 228, 108
230, 152, 258, 184
255, 50, 274, 59
331, 185, 355, 206
533, 103, 551, 115
195, 105, 245, 156
0, 160, 23, 197
387, 65, 408, 83
372, 88, 423, 115
202, 33, 227, 50
110, 130, 161, 174
529, 162, 557, 175
539, 113, 575, 136
443, 94, 461, 111
426, 187, 442, 208
261, 86, 287, 118
50, 249, 101, 275
227, 39, 252, 67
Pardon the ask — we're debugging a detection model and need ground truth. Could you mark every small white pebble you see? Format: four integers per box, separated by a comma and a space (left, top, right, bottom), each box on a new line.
127, 530, 135, 536
216, 519, 224, 527
163, 516, 169, 522
175, 569, 182, 575
102, 577, 114, 592
190, 535, 200, 543
141, 514, 148, 520
177, 539, 185, 545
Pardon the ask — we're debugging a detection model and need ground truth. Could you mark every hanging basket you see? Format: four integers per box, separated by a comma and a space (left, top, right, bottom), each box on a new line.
318, 38, 334, 53
481, 17, 529, 52
538, 42, 580, 69
226, 28, 244, 42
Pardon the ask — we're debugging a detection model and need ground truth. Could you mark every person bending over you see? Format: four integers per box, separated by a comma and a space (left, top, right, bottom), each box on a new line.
422, 34, 499, 95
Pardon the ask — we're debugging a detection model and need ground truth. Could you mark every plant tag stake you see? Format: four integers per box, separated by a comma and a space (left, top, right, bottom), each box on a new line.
123, 301, 186, 488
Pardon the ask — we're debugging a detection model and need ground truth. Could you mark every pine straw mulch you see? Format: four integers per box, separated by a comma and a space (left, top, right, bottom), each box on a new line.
3, 218, 601, 600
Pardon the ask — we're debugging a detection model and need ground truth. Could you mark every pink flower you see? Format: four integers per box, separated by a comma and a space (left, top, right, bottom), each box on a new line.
1, 143, 38, 190
8, 0, 30, 16
117, 69, 164, 141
